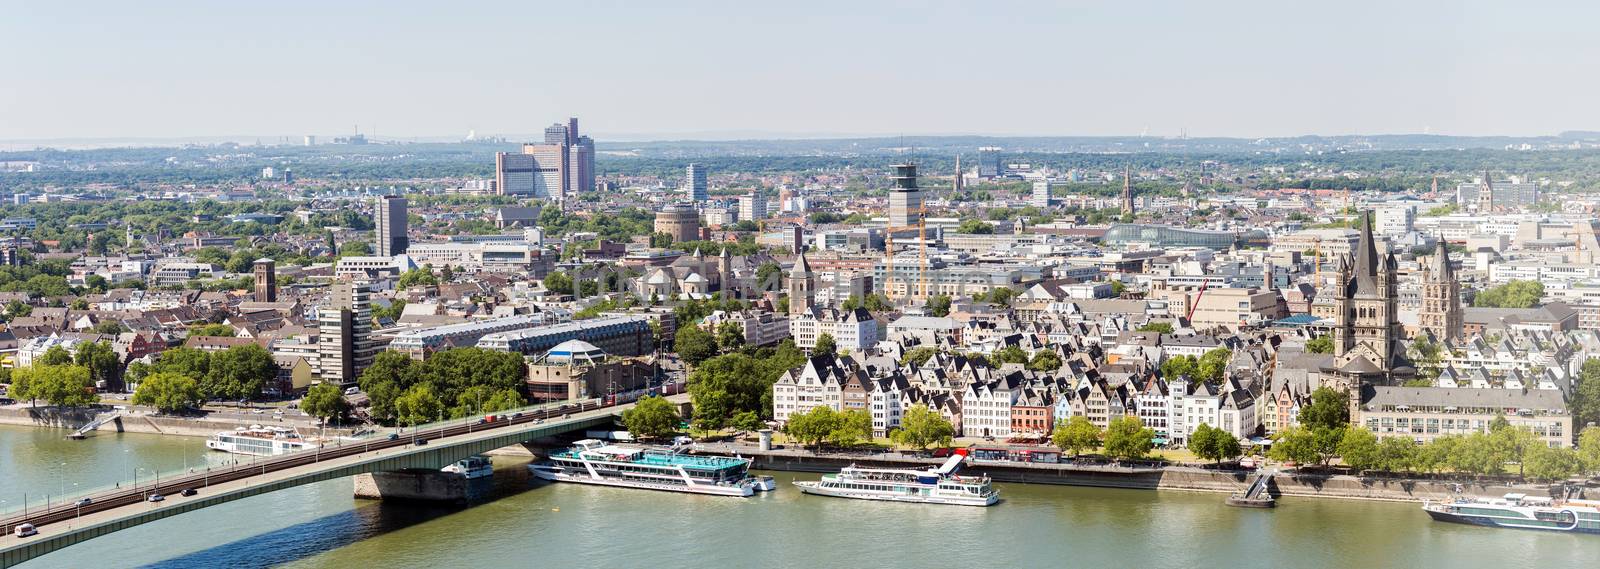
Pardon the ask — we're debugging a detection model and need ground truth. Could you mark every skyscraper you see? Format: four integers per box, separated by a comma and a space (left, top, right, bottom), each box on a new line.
1031, 180, 1053, 208
521, 143, 569, 199
977, 147, 1002, 178
495, 152, 538, 196
739, 192, 767, 222
318, 280, 380, 385
495, 117, 594, 199
253, 258, 277, 302
686, 163, 708, 202
566, 117, 595, 194
375, 195, 408, 256
888, 163, 923, 228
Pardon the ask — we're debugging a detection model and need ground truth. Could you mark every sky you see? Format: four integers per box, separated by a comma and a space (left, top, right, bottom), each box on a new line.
2, 0, 1597, 141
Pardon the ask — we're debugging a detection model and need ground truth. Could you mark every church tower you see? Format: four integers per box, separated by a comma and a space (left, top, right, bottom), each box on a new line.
1121, 165, 1136, 215
1476, 170, 1495, 214
1417, 237, 1463, 343
789, 252, 815, 316
1325, 211, 1414, 414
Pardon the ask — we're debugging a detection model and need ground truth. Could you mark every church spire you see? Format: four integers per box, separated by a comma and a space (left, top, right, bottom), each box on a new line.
1351, 210, 1381, 296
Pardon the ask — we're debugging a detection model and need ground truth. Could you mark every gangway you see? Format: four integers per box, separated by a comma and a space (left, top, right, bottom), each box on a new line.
1226, 471, 1276, 508
67, 412, 122, 439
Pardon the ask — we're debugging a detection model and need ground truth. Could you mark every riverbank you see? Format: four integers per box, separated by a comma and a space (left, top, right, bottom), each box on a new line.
0, 406, 353, 439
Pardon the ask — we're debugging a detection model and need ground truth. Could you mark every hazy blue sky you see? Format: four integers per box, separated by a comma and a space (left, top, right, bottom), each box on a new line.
2, 0, 1595, 141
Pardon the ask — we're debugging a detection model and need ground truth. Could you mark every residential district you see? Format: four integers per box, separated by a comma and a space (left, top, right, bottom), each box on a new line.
2, 121, 1600, 482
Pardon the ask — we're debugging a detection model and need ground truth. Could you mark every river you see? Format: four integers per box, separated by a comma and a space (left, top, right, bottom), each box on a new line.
3, 425, 1596, 569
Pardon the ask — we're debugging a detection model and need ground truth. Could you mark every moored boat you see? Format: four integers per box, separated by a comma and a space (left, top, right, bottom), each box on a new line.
1423, 493, 1600, 534
528, 439, 762, 497
442, 455, 494, 479
204, 426, 313, 456
794, 449, 998, 506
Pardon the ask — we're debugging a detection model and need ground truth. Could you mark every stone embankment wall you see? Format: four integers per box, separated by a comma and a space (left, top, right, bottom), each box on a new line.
353, 469, 470, 503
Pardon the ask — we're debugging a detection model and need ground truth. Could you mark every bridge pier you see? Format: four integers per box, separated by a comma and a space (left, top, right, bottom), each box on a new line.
353, 469, 473, 504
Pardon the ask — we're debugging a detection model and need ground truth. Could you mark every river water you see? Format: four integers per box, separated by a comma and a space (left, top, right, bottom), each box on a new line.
3, 424, 1596, 569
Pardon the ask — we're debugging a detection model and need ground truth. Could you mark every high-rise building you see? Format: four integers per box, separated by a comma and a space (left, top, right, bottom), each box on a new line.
566, 117, 595, 194
686, 164, 708, 202
977, 147, 1002, 179
253, 258, 277, 302
318, 280, 380, 385
375, 195, 408, 256
887, 163, 923, 228
521, 143, 569, 199
1122, 170, 1141, 206
653, 203, 701, 244
1456, 171, 1538, 211
1417, 238, 1463, 343
495, 117, 594, 199
544, 123, 570, 145
1031, 180, 1053, 208
495, 152, 538, 196
739, 192, 767, 222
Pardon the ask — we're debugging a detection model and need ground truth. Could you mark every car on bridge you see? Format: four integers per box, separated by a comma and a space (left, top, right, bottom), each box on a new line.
74, 498, 92, 508
146, 493, 164, 503
16, 523, 37, 537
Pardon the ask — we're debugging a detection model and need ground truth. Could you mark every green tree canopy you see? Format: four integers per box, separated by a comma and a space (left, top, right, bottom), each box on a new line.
890, 404, 955, 450
675, 325, 717, 365
1305, 335, 1333, 354
1336, 426, 1381, 471
131, 371, 203, 413
397, 267, 439, 289
926, 294, 951, 317
74, 340, 121, 388
784, 405, 838, 448
622, 395, 681, 441
813, 333, 837, 359
394, 383, 444, 426
1052, 416, 1102, 457
204, 344, 276, 401
1136, 322, 1174, 334
1473, 280, 1545, 308
10, 364, 96, 407
1190, 424, 1243, 465
1027, 350, 1063, 372
301, 383, 352, 424
1103, 416, 1155, 461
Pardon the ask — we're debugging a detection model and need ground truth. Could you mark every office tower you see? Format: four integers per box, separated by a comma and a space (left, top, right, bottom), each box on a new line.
375, 195, 408, 256
977, 147, 1002, 178
282, 169, 293, 184
495, 152, 538, 196
253, 258, 277, 302
566, 117, 595, 194
653, 203, 701, 244
318, 280, 379, 385
1457, 171, 1538, 210
544, 123, 570, 145
1031, 180, 1053, 208
739, 192, 767, 221
520, 143, 569, 199
685, 164, 708, 202
888, 163, 922, 228
303, 135, 315, 146
1121, 166, 1136, 215
261, 167, 276, 180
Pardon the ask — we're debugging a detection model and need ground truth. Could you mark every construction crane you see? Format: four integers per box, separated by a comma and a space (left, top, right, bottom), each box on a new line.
1186, 277, 1210, 322
884, 163, 930, 304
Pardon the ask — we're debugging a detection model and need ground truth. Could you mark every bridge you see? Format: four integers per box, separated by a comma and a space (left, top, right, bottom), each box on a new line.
0, 393, 686, 568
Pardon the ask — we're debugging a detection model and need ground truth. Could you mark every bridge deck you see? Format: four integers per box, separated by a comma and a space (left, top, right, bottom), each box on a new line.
0, 394, 686, 568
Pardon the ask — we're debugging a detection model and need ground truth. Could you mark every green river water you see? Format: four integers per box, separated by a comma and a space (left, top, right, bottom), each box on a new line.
2, 425, 1596, 569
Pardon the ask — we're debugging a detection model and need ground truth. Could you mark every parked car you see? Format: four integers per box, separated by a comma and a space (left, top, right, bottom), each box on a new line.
414, 439, 428, 446
387, 433, 400, 441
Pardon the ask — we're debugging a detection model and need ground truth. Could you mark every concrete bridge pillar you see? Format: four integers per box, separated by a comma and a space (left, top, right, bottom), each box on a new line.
353, 469, 472, 504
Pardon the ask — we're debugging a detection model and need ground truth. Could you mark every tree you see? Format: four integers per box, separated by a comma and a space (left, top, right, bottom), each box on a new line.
300, 383, 351, 424
902, 346, 939, 366
926, 294, 951, 317
813, 333, 837, 359
1027, 350, 1062, 372
828, 409, 873, 447
1414, 435, 1459, 474
1111, 280, 1127, 296
394, 383, 444, 426
1196, 348, 1232, 384
1268, 426, 1323, 466
1473, 280, 1544, 308
1136, 322, 1174, 334
784, 405, 838, 448
675, 325, 717, 365
1103, 416, 1155, 461
1190, 424, 1242, 465
1375, 436, 1418, 472
955, 218, 994, 234
1578, 427, 1600, 475
131, 371, 203, 414
1305, 335, 1333, 354
5, 300, 32, 319
1052, 416, 1102, 457
38, 345, 74, 367
715, 321, 745, 352
730, 410, 766, 434
339, 241, 372, 256
152, 347, 211, 381
1573, 359, 1600, 430
1299, 387, 1350, 432
11, 365, 96, 408
622, 395, 680, 441
542, 271, 574, 295
1522, 444, 1580, 481
1160, 355, 1197, 380
1409, 336, 1443, 380
93, 320, 127, 335
204, 344, 276, 402
1447, 432, 1505, 475
890, 404, 955, 450
397, 268, 439, 289
190, 323, 236, 337
481, 389, 525, 413
74, 340, 121, 389
1489, 420, 1538, 479
1337, 426, 1381, 471
687, 353, 769, 430
991, 345, 1030, 366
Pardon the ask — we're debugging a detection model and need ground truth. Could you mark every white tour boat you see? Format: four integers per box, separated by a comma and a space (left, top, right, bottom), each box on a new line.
794, 449, 999, 506
442, 455, 495, 479
528, 439, 770, 497
205, 426, 313, 456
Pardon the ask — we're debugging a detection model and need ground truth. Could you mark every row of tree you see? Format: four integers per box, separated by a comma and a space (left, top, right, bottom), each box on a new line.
783, 406, 873, 448
685, 340, 809, 432
1049, 415, 1159, 461
356, 349, 528, 426
128, 345, 278, 403
9, 342, 123, 407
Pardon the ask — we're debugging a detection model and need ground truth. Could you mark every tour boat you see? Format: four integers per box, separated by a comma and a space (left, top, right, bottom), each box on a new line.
442, 455, 494, 479
1423, 493, 1600, 534
528, 439, 767, 497
204, 426, 313, 456
793, 449, 999, 506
